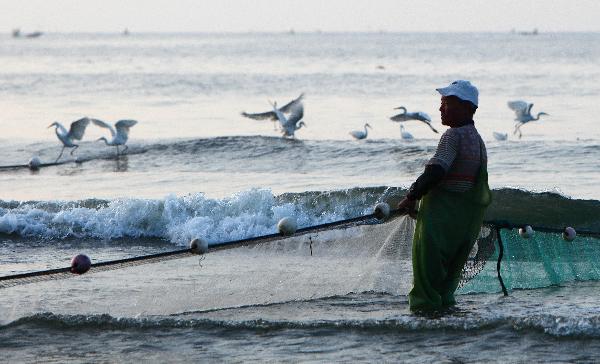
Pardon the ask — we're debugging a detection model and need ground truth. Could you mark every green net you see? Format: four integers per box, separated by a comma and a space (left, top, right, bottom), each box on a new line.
460, 227, 600, 294
501, 229, 600, 289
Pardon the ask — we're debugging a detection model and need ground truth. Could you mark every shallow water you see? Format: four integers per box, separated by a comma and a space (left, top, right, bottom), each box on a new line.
1, 32, 599, 362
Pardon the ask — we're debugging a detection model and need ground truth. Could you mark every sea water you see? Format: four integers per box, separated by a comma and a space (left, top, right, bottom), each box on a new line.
1, 32, 599, 362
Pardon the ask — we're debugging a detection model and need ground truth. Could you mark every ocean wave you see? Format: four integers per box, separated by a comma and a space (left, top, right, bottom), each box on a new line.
0, 187, 598, 245
5, 311, 600, 338
0, 188, 377, 245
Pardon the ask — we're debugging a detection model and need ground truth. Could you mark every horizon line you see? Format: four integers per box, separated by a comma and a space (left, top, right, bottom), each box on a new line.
7, 29, 600, 35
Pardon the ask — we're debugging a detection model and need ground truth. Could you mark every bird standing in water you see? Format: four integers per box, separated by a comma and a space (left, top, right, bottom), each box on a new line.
48, 117, 92, 162
349, 123, 372, 140
400, 125, 414, 140
93, 119, 138, 156
493, 131, 508, 141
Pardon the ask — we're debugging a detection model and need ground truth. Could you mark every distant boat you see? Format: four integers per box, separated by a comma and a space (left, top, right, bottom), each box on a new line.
12, 29, 43, 38
517, 28, 538, 36
123, 28, 130, 36
25, 31, 43, 38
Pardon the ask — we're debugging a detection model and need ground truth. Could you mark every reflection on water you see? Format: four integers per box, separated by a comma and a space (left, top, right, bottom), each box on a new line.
57, 163, 84, 176
114, 155, 128, 172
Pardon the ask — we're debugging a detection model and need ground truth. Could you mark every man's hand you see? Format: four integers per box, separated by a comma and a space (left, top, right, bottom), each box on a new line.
397, 197, 418, 219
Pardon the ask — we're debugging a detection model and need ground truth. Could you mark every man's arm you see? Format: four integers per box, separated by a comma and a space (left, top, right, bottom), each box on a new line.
406, 164, 446, 201
397, 164, 446, 217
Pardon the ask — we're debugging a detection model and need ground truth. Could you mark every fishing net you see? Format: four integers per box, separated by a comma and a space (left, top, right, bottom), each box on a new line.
498, 228, 600, 290
0, 215, 498, 290
459, 226, 600, 294
1, 212, 599, 316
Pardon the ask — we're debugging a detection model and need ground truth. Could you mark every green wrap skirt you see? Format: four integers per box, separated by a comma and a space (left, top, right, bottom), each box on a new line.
408, 165, 491, 311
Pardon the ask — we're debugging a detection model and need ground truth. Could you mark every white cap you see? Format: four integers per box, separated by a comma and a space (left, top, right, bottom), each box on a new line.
436, 80, 478, 108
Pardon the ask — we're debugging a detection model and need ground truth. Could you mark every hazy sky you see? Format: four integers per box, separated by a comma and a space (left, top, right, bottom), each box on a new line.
1, 0, 599, 33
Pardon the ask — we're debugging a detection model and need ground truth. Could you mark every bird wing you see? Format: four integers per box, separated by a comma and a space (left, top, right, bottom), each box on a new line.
284, 102, 304, 127
415, 112, 432, 122
240, 94, 303, 121
424, 121, 438, 134
278, 93, 305, 114
507, 101, 530, 118
390, 113, 408, 122
115, 119, 138, 137
240, 110, 278, 121
91, 118, 116, 137
414, 112, 437, 132
67, 117, 91, 140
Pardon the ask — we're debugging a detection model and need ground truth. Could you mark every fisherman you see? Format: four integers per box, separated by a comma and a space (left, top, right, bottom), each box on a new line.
397, 80, 492, 311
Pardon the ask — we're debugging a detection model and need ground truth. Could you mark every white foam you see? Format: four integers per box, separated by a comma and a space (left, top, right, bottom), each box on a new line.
0, 189, 370, 246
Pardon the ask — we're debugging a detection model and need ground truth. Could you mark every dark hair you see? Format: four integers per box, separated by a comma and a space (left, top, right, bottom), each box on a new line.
445, 95, 477, 114
461, 99, 477, 114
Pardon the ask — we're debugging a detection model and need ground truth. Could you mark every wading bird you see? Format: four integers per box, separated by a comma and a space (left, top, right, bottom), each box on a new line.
241, 94, 305, 131
48, 117, 92, 162
507, 100, 548, 138
350, 123, 372, 140
493, 131, 508, 141
400, 125, 414, 140
270, 100, 306, 138
92, 119, 138, 155
390, 106, 438, 133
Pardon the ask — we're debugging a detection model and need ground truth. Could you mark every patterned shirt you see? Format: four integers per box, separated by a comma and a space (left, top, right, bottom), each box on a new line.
427, 123, 487, 192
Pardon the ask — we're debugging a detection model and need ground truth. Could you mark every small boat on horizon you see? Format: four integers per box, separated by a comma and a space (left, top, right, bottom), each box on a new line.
12, 28, 43, 38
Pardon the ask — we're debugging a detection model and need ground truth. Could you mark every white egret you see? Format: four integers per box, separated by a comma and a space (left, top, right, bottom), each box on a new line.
400, 125, 414, 140
270, 100, 306, 138
92, 119, 138, 155
241, 94, 305, 130
349, 123, 372, 140
493, 132, 508, 141
48, 117, 92, 162
507, 100, 548, 138
390, 106, 438, 133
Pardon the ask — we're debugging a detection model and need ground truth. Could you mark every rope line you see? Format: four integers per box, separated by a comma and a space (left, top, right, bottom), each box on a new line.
485, 220, 600, 238
0, 155, 130, 171
0, 161, 67, 170
495, 226, 509, 296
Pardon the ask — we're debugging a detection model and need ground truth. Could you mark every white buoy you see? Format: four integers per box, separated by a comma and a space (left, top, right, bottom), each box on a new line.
519, 225, 534, 239
28, 156, 41, 170
563, 227, 577, 242
190, 237, 209, 254
277, 217, 297, 236
373, 202, 390, 220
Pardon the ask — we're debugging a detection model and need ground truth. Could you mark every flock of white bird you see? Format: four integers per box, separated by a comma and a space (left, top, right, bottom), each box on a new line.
48, 96, 547, 162
240, 94, 548, 142
347, 107, 438, 141
48, 117, 137, 162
